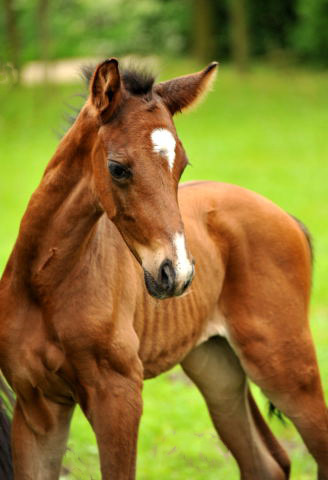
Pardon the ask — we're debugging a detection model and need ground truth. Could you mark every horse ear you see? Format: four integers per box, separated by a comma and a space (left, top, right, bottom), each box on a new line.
90, 58, 122, 123
154, 62, 218, 115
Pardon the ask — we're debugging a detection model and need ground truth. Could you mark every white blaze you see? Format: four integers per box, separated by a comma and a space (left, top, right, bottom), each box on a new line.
173, 233, 192, 280
151, 128, 176, 171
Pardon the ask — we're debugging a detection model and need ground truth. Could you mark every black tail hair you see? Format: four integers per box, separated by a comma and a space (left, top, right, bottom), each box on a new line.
290, 215, 314, 265
0, 377, 14, 479
268, 401, 287, 426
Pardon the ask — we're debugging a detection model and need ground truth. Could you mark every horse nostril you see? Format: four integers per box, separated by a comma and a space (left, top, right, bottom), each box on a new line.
158, 259, 175, 292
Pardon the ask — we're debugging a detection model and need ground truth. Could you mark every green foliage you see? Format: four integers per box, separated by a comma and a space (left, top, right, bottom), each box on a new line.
247, 0, 297, 56
49, 0, 191, 59
0, 0, 191, 64
1, 0, 328, 68
291, 0, 328, 66
0, 61, 328, 478
212, 0, 298, 61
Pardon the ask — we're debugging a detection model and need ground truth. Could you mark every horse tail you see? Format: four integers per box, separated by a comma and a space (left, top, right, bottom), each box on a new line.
0, 376, 14, 479
290, 215, 314, 265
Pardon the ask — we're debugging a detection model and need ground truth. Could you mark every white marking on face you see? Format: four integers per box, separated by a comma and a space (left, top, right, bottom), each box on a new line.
151, 128, 176, 171
173, 232, 193, 281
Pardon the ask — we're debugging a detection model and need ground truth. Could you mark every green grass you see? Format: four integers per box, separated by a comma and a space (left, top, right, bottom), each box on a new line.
1, 61, 328, 479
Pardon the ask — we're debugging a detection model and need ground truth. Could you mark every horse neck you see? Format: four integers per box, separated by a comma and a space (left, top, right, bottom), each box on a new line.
8, 107, 103, 295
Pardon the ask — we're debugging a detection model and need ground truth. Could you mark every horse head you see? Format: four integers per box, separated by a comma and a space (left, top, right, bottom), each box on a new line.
87, 58, 218, 299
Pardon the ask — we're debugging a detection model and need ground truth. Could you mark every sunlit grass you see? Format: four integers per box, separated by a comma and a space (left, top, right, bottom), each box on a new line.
1, 61, 327, 479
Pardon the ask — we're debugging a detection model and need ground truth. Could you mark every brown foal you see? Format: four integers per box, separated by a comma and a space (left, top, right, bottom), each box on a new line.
0, 58, 327, 480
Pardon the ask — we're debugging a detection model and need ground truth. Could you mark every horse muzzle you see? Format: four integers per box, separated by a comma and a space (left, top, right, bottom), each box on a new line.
143, 259, 195, 299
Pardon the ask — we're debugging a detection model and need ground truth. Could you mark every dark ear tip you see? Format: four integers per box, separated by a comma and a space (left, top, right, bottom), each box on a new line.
204, 61, 219, 74
95, 58, 119, 76
104, 58, 119, 67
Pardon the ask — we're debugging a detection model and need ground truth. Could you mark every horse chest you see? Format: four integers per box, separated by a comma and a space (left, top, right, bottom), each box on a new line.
136, 293, 220, 379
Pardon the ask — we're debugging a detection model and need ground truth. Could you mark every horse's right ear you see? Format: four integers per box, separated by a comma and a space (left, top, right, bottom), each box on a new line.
90, 58, 122, 123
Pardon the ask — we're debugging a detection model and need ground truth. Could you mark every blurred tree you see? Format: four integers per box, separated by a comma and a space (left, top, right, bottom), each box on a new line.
0, 0, 327, 71
193, 0, 215, 62
228, 0, 249, 72
45, 0, 190, 60
248, 0, 297, 61
37, 0, 50, 81
292, 0, 328, 67
3, 0, 21, 82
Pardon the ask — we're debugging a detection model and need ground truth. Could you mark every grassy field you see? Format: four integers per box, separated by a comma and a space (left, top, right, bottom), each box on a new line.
0, 60, 327, 479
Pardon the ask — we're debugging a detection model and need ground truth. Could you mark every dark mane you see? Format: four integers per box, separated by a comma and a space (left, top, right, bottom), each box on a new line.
121, 67, 155, 95
81, 62, 155, 96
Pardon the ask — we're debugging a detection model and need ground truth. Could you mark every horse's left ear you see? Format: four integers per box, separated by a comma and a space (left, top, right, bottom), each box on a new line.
154, 62, 218, 115
90, 58, 122, 123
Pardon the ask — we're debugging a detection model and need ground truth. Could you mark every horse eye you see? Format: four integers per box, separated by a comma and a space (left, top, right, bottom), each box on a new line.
108, 161, 131, 181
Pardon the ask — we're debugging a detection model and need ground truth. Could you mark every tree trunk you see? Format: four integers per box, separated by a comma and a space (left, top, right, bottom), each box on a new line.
228, 0, 249, 73
37, 0, 50, 82
3, 0, 20, 83
193, 0, 215, 62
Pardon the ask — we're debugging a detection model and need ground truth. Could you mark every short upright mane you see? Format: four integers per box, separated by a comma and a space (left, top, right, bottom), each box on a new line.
81, 63, 155, 96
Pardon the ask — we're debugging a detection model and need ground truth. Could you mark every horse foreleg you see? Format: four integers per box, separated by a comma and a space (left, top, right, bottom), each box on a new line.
181, 336, 289, 480
11, 396, 74, 480
81, 368, 143, 480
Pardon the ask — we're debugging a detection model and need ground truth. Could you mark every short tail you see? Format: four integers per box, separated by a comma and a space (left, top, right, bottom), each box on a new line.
290, 215, 314, 265
0, 376, 14, 479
